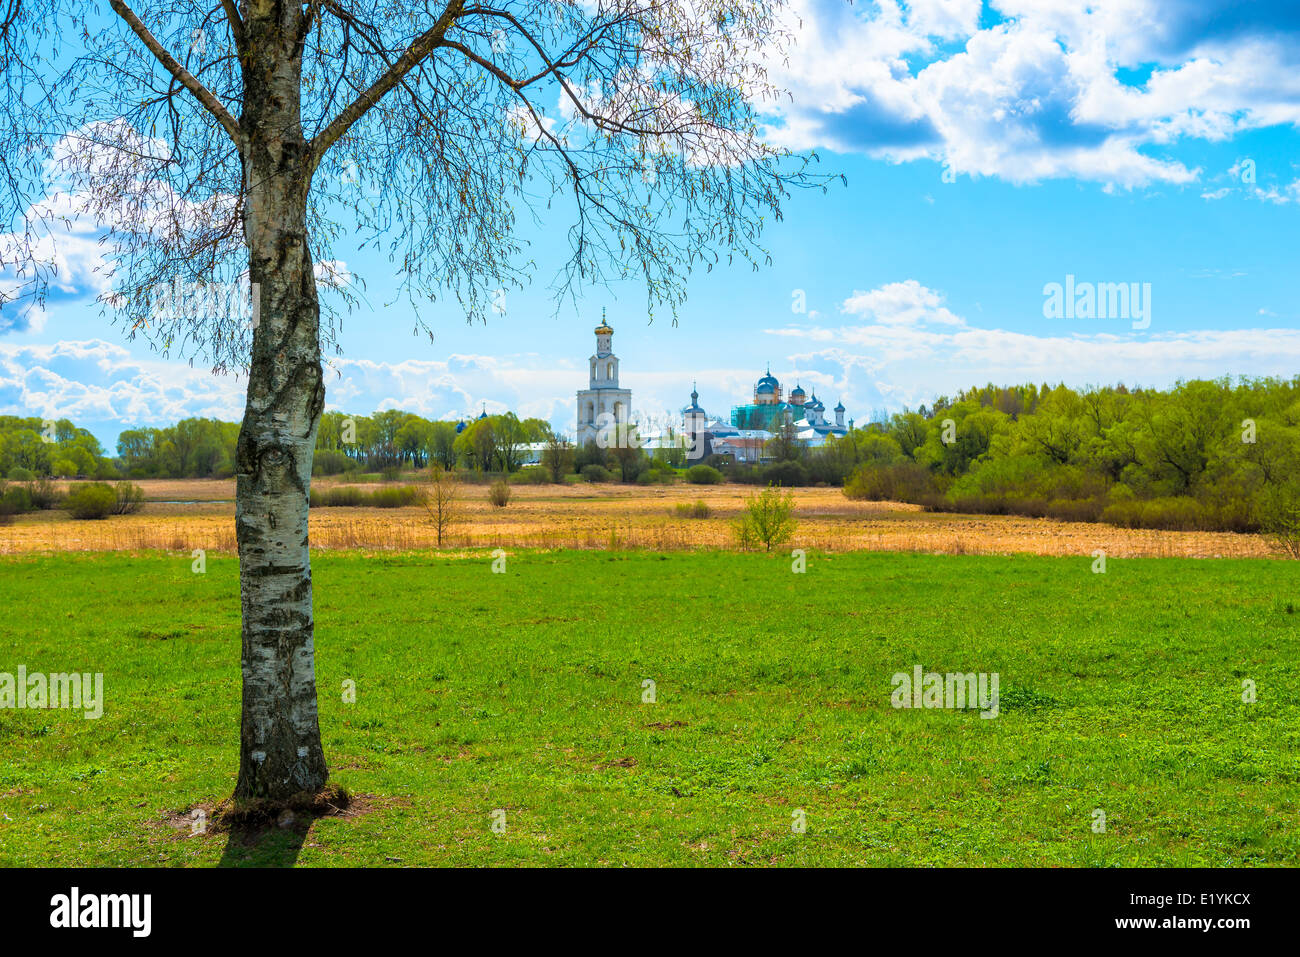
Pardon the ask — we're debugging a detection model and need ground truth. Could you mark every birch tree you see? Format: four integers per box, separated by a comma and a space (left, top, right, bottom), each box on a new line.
0, 0, 828, 800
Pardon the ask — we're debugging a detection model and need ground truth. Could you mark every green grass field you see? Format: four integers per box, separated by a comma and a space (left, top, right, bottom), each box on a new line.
1, 549, 1297, 866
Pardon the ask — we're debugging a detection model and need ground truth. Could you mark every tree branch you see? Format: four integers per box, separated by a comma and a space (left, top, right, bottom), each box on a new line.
221, 0, 245, 52
310, 0, 465, 160
109, 0, 244, 148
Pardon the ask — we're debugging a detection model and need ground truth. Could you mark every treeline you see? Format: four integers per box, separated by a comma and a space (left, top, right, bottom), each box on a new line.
0, 416, 116, 479
313, 410, 554, 475
830, 378, 1300, 537
117, 418, 240, 478
9, 378, 1299, 541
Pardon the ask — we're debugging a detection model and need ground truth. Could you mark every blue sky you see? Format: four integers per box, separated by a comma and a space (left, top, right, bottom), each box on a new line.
3, 0, 1300, 450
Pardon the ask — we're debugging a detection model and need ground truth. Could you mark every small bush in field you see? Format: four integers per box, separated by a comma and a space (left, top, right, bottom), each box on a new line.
1, 482, 34, 514
581, 464, 610, 483
686, 464, 723, 485
27, 477, 63, 509
512, 467, 549, 485
309, 485, 418, 508
369, 486, 419, 508
112, 482, 146, 515
312, 450, 358, 476
733, 484, 797, 551
673, 500, 712, 519
65, 482, 117, 519
487, 479, 512, 507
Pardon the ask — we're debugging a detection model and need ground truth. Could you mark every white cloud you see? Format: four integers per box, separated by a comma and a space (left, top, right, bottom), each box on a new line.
763, 0, 1300, 187
840, 279, 965, 326
764, 278, 1300, 416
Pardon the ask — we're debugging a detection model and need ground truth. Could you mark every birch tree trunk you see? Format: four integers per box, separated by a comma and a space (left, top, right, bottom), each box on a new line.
233, 8, 328, 800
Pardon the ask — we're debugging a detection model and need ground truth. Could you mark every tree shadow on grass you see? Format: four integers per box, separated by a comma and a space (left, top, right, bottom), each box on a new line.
217, 819, 311, 868
213, 786, 361, 867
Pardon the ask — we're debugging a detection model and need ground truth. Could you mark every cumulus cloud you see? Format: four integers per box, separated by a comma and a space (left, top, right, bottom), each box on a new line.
763, 0, 1300, 187
765, 279, 1300, 416
840, 279, 966, 326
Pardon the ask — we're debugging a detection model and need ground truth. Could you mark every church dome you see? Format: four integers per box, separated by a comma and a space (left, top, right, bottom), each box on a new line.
684, 384, 704, 414
834, 400, 845, 412
755, 380, 776, 395
790, 384, 806, 399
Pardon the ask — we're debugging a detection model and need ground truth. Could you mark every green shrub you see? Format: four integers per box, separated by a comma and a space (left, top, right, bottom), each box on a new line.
733, 484, 798, 552
313, 450, 358, 476
673, 500, 712, 519
636, 465, 676, 485
64, 482, 117, 519
511, 466, 550, 485
369, 486, 419, 508
309, 485, 418, 508
27, 477, 63, 510
686, 464, 724, 485
762, 460, 809, 487
1, 482, 34, 514
1101, 496, 1207, 531
487, 479, 512, 507
112, 482, 146, 515
1044, 497, 1104, 523
581, 464, 610, 483
6, 467, 35, 481
1255, 483, 1300, 557
844, 462, 938, 502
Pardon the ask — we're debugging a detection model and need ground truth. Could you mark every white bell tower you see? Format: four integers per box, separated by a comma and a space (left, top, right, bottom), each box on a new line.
576, 309, 632, 446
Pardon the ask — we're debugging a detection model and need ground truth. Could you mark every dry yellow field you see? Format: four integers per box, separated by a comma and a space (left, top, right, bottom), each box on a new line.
0, 478, 1278, 558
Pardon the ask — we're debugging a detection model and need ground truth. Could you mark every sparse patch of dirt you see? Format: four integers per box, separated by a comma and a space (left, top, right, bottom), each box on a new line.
154, 785, 402, 845
597, 756, 638, 769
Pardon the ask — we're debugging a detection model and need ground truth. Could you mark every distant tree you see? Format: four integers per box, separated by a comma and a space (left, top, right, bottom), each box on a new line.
457, 417, 499, 472
890, 412, 930, 461
396, 416, 430, 468
495, 414, 528, 472
541, 435, 574, 483
609, 424, 646, 482
574, 440, 606, 474
420, 466, 461, 547
764, 412, 802, 462
426, 421, 459, 471
519, 418, 554, 443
